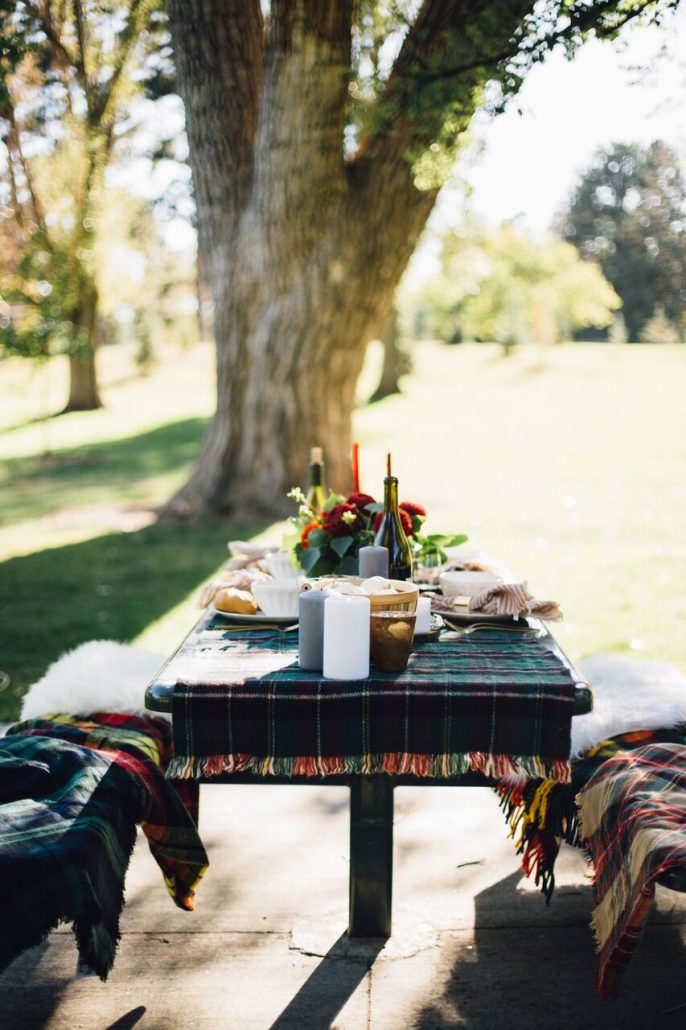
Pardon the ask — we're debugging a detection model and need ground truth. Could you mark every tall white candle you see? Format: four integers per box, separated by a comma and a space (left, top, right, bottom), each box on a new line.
415, 595, 432, 634
323, 594, 370, 680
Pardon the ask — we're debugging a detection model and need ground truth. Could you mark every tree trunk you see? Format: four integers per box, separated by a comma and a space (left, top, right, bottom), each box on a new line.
63, 284, 102, 412
369, 307, 410, 403
161, 0, 529, 520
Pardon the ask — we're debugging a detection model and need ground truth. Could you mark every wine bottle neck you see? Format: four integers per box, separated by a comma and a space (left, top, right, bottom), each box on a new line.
310, 463, 324, 487
383, 476, 399, 512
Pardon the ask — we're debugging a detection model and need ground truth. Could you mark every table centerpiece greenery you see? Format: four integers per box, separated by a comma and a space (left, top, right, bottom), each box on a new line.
285, 488, 467, 578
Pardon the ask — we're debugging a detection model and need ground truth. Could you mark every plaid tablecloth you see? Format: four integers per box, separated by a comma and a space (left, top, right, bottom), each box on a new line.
163, 615, 578, 782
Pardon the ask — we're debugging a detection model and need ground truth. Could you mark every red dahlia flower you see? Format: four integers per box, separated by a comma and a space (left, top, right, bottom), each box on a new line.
323, 503, 361, 537
399, 501, 427, 519
373, 508, 413, 536
346, 492, 376, 513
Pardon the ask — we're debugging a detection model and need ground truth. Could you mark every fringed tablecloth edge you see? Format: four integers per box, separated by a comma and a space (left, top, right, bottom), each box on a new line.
166, 751, 571, 782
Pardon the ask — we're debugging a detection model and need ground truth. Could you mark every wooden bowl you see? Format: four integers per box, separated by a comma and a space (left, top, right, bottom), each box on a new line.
313, 576, 419, 614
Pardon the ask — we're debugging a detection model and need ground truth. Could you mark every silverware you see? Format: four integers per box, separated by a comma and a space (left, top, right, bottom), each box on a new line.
210, 622, 299, 634
440, 618, 540, 637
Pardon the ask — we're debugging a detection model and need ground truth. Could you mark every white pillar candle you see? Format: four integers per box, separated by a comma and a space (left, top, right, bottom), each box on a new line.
323, 594, 371, 680
415, 595, 432, 634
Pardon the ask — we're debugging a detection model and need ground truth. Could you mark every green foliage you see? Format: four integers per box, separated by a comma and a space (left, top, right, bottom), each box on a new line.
402, 223, 620, 349
559, 141, 686, 340
348, 0, 677, 192
0, 230, 79, 358
0, 0, 178, 398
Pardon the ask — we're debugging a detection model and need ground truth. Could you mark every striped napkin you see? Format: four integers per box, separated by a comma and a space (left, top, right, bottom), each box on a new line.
469, 581, 562, 621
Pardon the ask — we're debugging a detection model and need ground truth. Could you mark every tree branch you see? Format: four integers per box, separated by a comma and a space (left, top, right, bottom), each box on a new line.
2, 91, 52, 248
71, 0, 89, 91
353, 0, 531, 166
342, 0, 533, 294
25, 0, 78, 71
400, 0, 671, 90
89, 0, 145, 126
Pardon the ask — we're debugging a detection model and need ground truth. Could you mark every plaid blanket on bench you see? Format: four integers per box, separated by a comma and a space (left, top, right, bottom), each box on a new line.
496, 724, 686, 901
578, 741, 686, 994
0, 713, 209, 979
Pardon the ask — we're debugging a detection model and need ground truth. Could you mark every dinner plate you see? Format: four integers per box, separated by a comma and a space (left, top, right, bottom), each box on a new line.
211, 607, 299, 625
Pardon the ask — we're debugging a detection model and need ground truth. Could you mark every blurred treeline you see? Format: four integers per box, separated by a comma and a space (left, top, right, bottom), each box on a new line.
400, 142, 686, 352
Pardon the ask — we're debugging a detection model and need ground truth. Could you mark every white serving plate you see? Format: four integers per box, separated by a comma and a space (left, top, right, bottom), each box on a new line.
211, 607, 298, 625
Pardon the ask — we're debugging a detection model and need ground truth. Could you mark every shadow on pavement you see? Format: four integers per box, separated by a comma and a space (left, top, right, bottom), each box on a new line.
416, 870, 686, 1029
269, 932, 382, 1029
105, 1006, 147, 1030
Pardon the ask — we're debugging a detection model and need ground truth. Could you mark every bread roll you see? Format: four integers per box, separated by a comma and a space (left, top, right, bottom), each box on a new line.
214, 587, 258, 615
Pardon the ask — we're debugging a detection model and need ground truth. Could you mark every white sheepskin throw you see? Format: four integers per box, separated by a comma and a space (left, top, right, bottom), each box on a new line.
572, 653, 686, 758
21, 640, 165, 721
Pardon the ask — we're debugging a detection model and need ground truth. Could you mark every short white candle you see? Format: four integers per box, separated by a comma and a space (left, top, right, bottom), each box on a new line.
323, 594, 371, 680
415, 596, 432, 634
358, 545, 389, 578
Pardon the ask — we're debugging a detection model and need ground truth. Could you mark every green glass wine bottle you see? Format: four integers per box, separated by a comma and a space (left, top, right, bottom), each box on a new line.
374, 453, 413, 581
306, 447, 327, 513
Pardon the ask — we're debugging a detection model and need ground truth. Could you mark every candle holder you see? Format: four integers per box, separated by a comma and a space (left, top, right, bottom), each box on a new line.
370, 610, 417, 674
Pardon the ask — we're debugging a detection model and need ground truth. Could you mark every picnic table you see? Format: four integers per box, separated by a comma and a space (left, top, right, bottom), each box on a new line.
145, 608, 592, 938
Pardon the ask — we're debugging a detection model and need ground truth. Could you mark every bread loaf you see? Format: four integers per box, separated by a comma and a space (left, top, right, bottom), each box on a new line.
214, 587, 258, 615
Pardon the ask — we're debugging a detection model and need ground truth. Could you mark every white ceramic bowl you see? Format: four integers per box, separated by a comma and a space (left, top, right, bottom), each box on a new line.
251, 579, 302, 618
263, 551, 301, 580
439, 571, 503, 598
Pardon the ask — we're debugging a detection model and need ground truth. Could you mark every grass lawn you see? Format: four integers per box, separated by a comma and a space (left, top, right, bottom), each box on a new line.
0, 339, 684, 720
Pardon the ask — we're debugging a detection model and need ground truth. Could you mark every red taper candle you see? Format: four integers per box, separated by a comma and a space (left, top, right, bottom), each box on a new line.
352, 441, 360, 493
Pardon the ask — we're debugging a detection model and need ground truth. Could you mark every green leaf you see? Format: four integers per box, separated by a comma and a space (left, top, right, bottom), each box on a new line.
322, 493, 346, 512
308, 555, 336, 577
424, 533, 468, 547
337, 554, 360, 575
331, 535, 354, 558
299, 546, 322, 573
366, 502, 384, 513
306, 528, 327, 548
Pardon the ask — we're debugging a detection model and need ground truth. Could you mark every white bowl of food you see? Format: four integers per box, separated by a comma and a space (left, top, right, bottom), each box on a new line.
439, 571, 503, 598
251, 578, 302, 618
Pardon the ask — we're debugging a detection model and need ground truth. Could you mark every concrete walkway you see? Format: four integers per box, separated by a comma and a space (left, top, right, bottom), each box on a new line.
1, 784, 685, 1029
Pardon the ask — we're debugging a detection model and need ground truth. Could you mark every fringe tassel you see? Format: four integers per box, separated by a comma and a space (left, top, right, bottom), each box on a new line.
167, 751, 571, 782
495, 771, 582, 904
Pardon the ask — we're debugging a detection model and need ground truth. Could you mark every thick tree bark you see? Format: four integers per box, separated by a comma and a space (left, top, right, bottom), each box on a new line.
370, 308, 410, 403
161, 0, 538, 519
63, 284, 102, 412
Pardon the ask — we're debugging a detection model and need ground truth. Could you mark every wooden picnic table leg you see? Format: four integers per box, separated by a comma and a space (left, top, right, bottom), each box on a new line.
348, 775, 394, 938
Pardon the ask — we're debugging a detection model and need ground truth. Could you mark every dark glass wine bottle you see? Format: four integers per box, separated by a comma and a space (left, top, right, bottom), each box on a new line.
374, 455, 413, 581
306, 447, 327, 513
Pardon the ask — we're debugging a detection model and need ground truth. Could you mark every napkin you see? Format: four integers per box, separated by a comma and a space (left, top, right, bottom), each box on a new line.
226, 541, 273, 570
198, 563, 270, 608
469, 581, 563, 621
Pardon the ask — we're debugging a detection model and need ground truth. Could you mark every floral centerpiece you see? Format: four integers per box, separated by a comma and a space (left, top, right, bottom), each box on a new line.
286, 488, 467, 578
